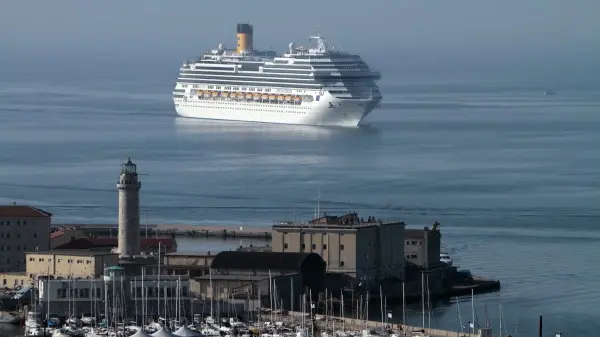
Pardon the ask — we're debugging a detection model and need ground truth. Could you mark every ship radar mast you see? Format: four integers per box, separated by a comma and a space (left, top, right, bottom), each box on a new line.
309, 35, 328, 54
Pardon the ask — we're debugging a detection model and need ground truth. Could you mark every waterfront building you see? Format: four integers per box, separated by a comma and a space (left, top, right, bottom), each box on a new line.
271, 212, 406, 283
404, 223, 442, 269
0, 205, 52, 272
36, 265, 190, 322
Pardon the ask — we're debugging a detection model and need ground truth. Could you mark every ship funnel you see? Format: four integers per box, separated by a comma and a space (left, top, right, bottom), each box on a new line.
236, 23, 253, 53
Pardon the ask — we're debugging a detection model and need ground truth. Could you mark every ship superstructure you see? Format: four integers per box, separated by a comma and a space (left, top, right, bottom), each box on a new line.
173, 23, 381, 127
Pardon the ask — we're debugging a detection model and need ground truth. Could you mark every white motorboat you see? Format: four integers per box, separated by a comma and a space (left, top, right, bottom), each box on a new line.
440, 252, 453, 266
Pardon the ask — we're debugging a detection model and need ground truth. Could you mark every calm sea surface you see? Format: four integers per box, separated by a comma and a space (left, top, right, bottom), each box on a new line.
1, 66, 599, 336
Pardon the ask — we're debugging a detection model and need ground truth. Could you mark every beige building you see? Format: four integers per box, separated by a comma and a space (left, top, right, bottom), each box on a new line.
404, 224, 442, 269
25, 251, 119, 278
0, 205, 52, 272
271, 213, 405, 282
163, 252, 215, 276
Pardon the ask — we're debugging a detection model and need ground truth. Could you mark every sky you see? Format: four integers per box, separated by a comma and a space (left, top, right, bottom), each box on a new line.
1, 0, 599, 79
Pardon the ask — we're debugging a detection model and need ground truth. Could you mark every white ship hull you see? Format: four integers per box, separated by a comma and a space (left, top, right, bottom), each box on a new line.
174, 92, 378, 127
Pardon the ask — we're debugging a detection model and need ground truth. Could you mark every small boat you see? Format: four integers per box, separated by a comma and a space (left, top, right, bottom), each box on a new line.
203, 92, 211, 98
277, 95, 284, 100
81, 313, 95, 325
284, 95, 292, 101
440, 252, 453, 266
230, 92, 237, 98
221, 92, 229, 98
245, 93, 253, 99
261, 94, 268, 100
212, 91, 219, 97
544, 90, 557, 95
268, 95, 276, 100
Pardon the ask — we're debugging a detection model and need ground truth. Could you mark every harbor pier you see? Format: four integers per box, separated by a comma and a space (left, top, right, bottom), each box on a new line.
282, 311, 488, 337
54, 223, 273, 239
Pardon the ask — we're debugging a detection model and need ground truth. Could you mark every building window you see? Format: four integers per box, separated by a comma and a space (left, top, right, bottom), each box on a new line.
405, 240, 410, 245
411, 254, 417, 258
340, 244, 345, 250
283, 243, 288, 249
17, 233, 21, 238
323, 244, 327, 249
411, 240, 417, 245
23, 220, 26, 226
301, 244, 305, 250
340, 261, 345, 267
33, 233, 37, 238
6, 234, 9, 238
17, 221, 21, 226
406, 255, 410, 259
311, 244, 316, 249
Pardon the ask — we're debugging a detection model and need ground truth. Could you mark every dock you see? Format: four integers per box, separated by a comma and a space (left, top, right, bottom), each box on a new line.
284, 311, 486, 337
56, 223, 272, 239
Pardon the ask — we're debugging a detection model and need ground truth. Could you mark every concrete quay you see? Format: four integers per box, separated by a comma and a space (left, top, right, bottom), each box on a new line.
56, 223, 272, 239
284, 311, 484, 337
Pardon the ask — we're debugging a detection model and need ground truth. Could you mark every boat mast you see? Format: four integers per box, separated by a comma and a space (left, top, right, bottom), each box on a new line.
421, 272, 425, 329
471, 288, 475, 335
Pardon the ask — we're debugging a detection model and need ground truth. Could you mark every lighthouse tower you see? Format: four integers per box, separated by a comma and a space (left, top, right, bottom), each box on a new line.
116, 158, 141, 258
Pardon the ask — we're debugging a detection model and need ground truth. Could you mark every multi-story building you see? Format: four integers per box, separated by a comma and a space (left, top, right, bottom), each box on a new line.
271, 213, 405, 282
37, 265, 190, 321
404, 224, 442, 269
0, 205, 52, 272
26, 251, 119, 279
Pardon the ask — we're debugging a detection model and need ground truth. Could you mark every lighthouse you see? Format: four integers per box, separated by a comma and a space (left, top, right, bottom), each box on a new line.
116, 158, 141, 258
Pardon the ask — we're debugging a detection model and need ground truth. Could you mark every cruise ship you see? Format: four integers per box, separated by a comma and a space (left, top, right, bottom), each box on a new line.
172, 23, 382, 127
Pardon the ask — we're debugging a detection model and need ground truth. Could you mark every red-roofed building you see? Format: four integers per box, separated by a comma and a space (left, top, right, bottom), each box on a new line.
0, 205, 52, 272
54, 236, 176, 254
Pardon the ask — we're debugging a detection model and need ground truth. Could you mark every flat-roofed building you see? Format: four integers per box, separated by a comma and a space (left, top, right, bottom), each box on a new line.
271, 213, 406, 282
163, 252, 215, 276
404, 224, 442, 269
0, 205, 52, 272
25, 251, 119, 278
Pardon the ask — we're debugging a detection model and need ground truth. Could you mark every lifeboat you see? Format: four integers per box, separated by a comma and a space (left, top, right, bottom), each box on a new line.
196, 90, 203, 95
230, 92, 237, 99
204, 91, 211, 98
294, 96, 302, 103
245, 93, 253, 99
268, 95, 276, 100
284, 95, 292, 101
222, 92, 229, 98
212, 91, 219, 97
261, 94, 268, 100
277, 95, 284, 100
